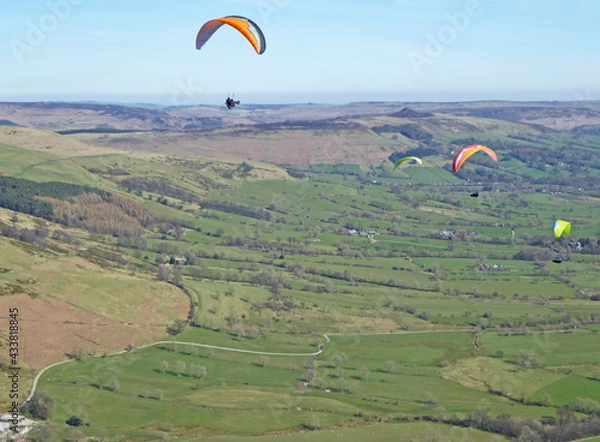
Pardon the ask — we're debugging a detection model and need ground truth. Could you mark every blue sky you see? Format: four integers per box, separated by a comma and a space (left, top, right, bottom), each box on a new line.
1, 0, 598, 104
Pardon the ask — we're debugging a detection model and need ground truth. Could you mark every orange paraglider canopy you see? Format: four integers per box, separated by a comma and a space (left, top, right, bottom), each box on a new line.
196, 16, 266, 54
452, 144, 497, 172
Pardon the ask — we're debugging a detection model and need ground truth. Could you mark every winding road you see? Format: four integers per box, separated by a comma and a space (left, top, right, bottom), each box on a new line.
26, 339, 323, 403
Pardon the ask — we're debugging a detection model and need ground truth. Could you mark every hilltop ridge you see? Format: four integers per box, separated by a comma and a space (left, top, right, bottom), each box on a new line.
2, 100, 600, 133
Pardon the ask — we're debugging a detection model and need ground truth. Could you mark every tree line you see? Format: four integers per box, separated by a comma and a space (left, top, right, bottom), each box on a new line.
0, 177, 107, 220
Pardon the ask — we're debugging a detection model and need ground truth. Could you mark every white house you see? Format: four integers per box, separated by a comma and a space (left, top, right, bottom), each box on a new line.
0, 413, 35, 437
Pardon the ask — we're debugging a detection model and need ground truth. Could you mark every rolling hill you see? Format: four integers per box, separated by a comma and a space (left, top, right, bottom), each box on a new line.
0, 106, 599, 441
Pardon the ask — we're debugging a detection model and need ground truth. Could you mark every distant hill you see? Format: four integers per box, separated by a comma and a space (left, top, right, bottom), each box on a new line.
2, 100, 600, 133
0, 101, 185, 132
570, 124, 600, 135
0, 126, 123, 158
2, 100, 600, 170
65, 112, 557, 167
388, 107, 433, 118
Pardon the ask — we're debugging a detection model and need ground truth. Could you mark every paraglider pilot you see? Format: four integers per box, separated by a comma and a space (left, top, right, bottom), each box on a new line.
225, 97, 240, 109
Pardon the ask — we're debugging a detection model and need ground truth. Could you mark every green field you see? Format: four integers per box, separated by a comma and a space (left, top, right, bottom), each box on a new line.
1, 122, 600, 441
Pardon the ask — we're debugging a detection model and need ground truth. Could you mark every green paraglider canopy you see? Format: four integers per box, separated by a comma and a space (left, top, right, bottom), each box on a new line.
393, 156, 422, 171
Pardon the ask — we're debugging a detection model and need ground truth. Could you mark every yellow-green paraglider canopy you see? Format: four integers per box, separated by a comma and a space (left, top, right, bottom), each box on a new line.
553, 220, 571, 238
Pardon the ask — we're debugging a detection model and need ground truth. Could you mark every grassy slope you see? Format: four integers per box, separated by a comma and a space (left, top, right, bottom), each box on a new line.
0, 142, 105, 186
0, 140, 192, 411
0, 220, 189, 368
